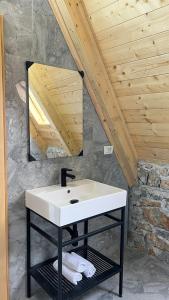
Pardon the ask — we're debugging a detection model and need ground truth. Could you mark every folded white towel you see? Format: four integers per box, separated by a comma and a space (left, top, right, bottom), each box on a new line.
62, 252, 86, 273
71, 252, 96, 278
53, 260, 82, 285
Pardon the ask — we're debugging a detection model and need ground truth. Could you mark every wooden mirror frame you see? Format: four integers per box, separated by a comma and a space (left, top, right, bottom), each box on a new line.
0, 15, 9, 300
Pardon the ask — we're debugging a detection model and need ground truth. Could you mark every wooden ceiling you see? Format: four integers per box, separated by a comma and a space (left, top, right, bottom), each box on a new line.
83, 0, 169, 163
49, 0, 169, 184
29, 63, 83, 157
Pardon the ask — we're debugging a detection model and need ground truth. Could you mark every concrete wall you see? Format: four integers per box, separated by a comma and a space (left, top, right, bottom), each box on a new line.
0, 1, 127, 299
129, 161, 169, 263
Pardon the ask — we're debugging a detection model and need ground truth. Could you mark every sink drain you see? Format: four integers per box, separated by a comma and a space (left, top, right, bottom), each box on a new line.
70, 199, 79, 204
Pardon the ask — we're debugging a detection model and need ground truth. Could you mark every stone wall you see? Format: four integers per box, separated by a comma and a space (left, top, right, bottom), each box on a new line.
0, 1, 127, 299
129, 161, 169, 263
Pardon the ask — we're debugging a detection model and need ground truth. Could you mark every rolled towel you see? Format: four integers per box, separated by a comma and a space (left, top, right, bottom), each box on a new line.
62, 252, 86, 273
71, 252, 96, 278
53, 260, 82, 285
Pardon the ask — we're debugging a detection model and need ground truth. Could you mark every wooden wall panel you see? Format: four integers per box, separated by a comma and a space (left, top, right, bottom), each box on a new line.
0, 16, 8, 300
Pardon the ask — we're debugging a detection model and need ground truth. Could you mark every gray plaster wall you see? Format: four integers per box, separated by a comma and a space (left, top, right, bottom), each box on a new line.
0, 1, 128, 299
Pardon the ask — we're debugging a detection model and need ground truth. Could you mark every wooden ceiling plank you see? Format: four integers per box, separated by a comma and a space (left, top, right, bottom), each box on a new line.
49, 90, 82, 105
119, 92, 169, 110
49, 0, 138, 186
103, 30, 169, 66
54, 102, 82, 115
136, 147, 169, 163
123, 109, 169, 124
109, 52, 169, 83
134, 135, 169, 145
133, 135, 169, 149
84, 0, 117, 15
87, 0, 169, 34
114, 74, 169, 97
97, 5, 169, 50
128, 123, 169, 137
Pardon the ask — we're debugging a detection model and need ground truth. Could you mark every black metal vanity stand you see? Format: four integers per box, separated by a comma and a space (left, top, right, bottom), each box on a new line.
26, 206, 125, 300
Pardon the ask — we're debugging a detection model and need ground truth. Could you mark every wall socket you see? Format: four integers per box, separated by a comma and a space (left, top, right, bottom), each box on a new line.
104, 145, 114, 155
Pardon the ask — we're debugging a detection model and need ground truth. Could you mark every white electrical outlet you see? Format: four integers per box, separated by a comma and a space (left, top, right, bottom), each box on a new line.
104, 145, 114, 155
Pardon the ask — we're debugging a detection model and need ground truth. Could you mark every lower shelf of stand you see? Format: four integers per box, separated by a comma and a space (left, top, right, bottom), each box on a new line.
30, 246, 121, 300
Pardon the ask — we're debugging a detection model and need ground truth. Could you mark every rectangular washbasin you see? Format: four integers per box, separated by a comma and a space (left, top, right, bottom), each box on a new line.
25, 179, 127, 226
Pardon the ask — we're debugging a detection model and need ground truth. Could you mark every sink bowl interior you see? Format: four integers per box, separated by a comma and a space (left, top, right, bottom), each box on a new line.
35, 180, 122, 207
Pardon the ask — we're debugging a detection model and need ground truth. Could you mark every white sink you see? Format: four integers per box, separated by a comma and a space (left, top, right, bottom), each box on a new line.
25, 179, 127, 226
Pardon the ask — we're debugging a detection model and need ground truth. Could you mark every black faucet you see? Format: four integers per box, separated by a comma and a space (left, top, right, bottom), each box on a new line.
61, 168, 76, 187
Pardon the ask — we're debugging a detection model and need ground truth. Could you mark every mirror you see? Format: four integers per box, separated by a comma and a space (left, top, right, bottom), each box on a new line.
25, 62, 83, 161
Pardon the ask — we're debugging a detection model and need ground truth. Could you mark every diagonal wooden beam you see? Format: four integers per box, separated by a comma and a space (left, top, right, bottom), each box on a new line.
48, 0, 137, 186
0, 16, 8, 300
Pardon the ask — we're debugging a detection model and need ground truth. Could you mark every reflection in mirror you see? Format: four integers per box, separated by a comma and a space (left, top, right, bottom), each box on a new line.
26, 62, 83, 161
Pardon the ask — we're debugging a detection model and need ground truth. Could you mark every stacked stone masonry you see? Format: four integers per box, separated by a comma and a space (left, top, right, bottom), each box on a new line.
129, 161, 169, 263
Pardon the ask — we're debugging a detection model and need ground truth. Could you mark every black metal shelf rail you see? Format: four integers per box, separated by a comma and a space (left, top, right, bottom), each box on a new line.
28, 209, 122, 248
26, 206, 125, 300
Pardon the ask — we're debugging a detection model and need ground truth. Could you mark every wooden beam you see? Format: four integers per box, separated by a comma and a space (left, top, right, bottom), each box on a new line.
29, 118, 48, 153
48, 0, 137, 186
0, 16, 8, 300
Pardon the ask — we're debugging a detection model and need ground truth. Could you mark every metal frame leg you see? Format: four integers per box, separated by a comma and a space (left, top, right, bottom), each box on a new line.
26, 208, 31, 298
119, 207, 125, 297
58, 227, 63, 300
83, 220, 88, 258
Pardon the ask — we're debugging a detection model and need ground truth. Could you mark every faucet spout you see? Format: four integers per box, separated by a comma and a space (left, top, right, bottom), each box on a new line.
66, 173, 76, 180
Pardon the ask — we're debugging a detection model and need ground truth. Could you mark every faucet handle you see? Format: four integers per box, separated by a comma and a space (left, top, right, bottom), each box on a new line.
61, 168, 72, 172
